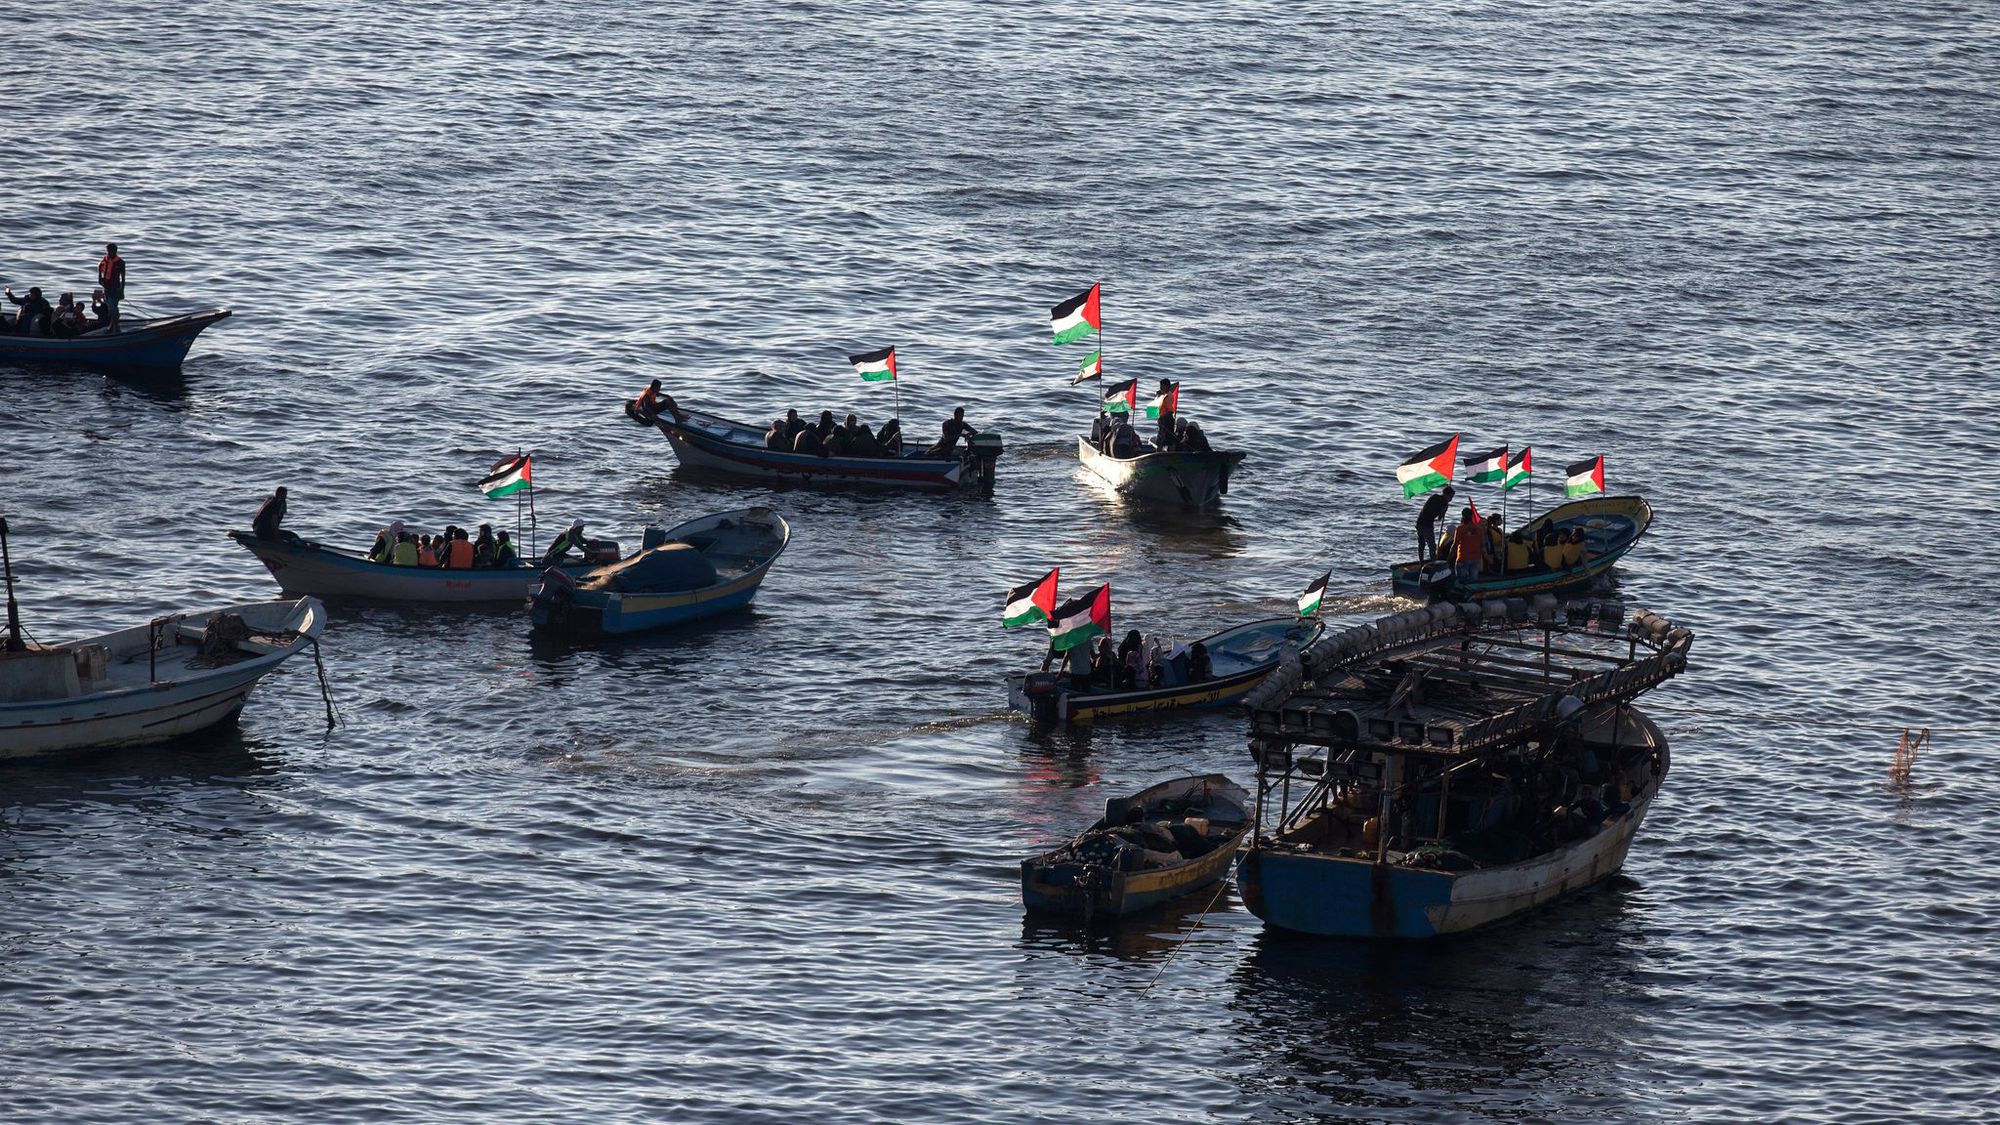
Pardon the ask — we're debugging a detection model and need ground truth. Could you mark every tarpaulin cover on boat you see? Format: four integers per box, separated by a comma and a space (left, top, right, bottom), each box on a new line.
581, 543, 719, 593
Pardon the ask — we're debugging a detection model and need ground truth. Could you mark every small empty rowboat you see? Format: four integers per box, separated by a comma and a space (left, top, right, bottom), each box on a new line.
639, 405, 1003, 493
0, 308, 231, 369
227, 530, 595, 604
1006, 616, 1321, 724
1077, 436, 1245, 507
529, 508, 790, 636
0, 597, 326, 759
1021, 774, 1253, 923
1390, 495, 1654, 601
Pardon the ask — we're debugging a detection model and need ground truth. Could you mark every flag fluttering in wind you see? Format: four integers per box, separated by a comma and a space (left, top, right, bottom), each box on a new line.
1071, 350, 1102, 384
1504, 446, 1533, 491
1145, 382, 1179, 420
1463, 445, 1507, 484
1565, 455, 1605, 498
1003, 568, 1060, 629
848, 346, 897, 383
1397, 434, 1460, 498
1102, 378, 1138, 415
1051, 284, 1101, 345
1298, 571, 1330, 618
479, 454, 532, 499
1047, 583, 1111, 652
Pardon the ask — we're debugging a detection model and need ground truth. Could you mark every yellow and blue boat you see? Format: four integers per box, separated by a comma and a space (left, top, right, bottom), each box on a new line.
529, 508, 789, 637
1390, 495, 1653, 601
1006, 616, 1321, 724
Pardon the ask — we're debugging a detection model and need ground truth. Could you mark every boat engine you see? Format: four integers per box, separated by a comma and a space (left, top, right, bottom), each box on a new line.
965, 432, 1003, 495
529, 565, 577, 623
1020, 670, 1063, 724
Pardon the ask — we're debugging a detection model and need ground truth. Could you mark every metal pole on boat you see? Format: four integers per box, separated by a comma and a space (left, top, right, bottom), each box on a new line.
0, 517, 23, 652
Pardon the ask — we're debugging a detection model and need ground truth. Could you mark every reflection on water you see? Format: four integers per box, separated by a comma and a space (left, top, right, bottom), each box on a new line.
0, 720, 285, 812
1021, 887, 1246, 964
1228, 881, 1651, 1120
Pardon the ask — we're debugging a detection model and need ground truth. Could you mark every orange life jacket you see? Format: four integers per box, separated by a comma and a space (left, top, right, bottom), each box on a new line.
1453, 522, 1483, 562
98, 254, 123, 288
447, 539, 474, 568
418, 546, 437, 567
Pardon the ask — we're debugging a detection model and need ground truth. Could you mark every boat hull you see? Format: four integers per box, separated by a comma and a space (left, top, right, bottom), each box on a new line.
1077, 437, 1244, 507
0, 309, 230, 369
1021, 774, 1252, 921
648, 409, 994, 492
529, 507, 789, 637
229, 531, 584, 603
1006, 617, 1319, 724
1391, 495, 1653, 601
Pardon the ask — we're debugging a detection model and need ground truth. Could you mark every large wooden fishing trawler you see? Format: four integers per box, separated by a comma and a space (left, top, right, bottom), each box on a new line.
1236, 596, 1691, 940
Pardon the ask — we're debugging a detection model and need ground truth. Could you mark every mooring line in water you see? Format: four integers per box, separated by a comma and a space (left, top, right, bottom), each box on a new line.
1140, 876, 1232, 995
308, 637, 339, 729
1672, 707, 1996, 735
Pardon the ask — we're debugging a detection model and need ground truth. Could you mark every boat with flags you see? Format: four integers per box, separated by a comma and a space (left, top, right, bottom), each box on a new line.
1077, 433, 1245, 508
1020, 774, 1253, 924
1235, 595, 1692, 939
633, 404, 1002, 493
529, 507, 789, 637
0, 518, 329, 759
1, 307, 231, 370
1392, 495, 1654, 601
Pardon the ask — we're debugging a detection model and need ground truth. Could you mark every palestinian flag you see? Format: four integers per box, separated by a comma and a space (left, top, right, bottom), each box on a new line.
1504, 446, 1532, 491
1102, 378, 1137, 415
1003, 568, 1060, 629
849, 346, 897, 383
478, 454, 532, 499
1298, 571, 1330, 618
1071, 350, 1101, 384
1565, 455, 1605, 498
1463, 445, 1507, 484
1051, 284, 1101, 345
1397, 434, 1460, 498
1145, 382, 1179, 420
1047, 583, 1111, 652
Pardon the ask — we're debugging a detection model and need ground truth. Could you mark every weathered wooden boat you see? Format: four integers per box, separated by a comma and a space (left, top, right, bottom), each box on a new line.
0, 596, 327, 760
1006, 616, 1321, 724
1021, 774, 1252, 923
228, 530, 598, 603
1235, 596, 1691, 939
0, 308, 231, 369
529, 508, 789, 637
637, 405, 1003, 493
1391, 495, 1652, 601
1076, 436, 1246, 507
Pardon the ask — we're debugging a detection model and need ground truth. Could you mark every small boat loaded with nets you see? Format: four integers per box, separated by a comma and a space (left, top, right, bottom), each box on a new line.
529, 508, 789, 637
1393, 495, 1653, 602
1235, 596, 1691, 939
1021, 774, 1252, 924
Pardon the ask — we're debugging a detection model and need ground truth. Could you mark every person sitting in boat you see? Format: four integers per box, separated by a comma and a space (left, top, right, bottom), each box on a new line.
1416, 485, 1455, 562
792, 421, 827, 456
1104, 415, 1143, 458
251, 486, 290, 542
89, 287, 110, 329
1505, 529, 1532, 575
472, 524, 497, 568
417, 534, 439, 567
764, 417, 788, 450
390, 531, 421, 566
1451, 508, 1484, 582
1114, 630, 1143, 689
779, 409, 809, 446
1188, 641, 1212, 683
876, 416, 903, 456
443, 527, 475, 569
1568, 528, 1589, 568
926, 407, 979, 457
368, 520, 404, 563
1482, 513, 1506, 575
51, 293, 88, 338
835, 414, 882, 457
543, 519, 590, 565
629, 379, 685, 424
4, 287, 53, 336
1091, 635, 1118, 689
494, 529, 518, 567
1534, 520, 1560, 569
1177, 418, 1212, 454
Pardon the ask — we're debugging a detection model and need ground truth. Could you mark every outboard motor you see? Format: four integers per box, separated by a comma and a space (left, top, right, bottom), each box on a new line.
966, 431, 1003, 495
640, 525, 668, 551
529, 565, 577, 624
584, 538, 620, 564
1020, 670, 1062, 724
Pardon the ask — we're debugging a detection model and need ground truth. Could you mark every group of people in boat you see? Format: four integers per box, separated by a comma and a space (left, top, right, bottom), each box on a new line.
1043, 629, 1214, 693
1088, 380, 1212, 458
762, 406, 979, 460
1415, 486, 1590, 582
364, 521, 521, 569
4, 243, 125, 337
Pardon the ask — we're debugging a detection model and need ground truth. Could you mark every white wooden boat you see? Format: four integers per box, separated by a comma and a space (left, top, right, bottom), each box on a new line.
1077, 436, 1245, 507
0, 597, 326, 760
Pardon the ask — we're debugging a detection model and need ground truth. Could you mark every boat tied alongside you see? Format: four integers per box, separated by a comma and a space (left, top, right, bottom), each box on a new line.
529, 507, 790, 637
1021, 774, 1252, 926
1236, 595, 1692, 939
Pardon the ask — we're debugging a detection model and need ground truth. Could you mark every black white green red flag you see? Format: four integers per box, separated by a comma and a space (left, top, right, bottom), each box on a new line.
848, 346, 897, 383
1102, 378, 1138, 415
479, 454, 532, 499
1051, 284, 1101, 345
1298, 571, 1330, 617
1002, 568, 1060, 629
1145, 382, 1179, 420
1504, 446, 1532, 491
1047, 583, 1111, 652
1463, 445, 1507, 484
1071, 350, 1102, 384
1398, 434, 1460, 498
1565, 455, 1605, 498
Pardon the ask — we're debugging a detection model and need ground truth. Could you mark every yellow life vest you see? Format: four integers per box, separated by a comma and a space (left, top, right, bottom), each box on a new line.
391, 541, 419, 566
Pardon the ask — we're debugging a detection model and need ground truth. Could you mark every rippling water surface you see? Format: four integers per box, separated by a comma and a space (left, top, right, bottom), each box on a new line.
4, 3, 1998, 1121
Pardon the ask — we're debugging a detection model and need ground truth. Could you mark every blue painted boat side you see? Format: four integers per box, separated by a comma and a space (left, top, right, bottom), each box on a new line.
1238, 850, 1455, 939
0, 310, 230, 369
598, 579, 764, 634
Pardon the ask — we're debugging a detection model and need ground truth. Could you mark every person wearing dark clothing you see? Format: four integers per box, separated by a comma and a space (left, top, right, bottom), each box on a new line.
1106, 416, 1142, 458
1189, 642, 1212, 683
837, 414, 880, 457
1114, 630, 1143, 690
252, 487, 289, 541
494, 530, 518, 567
793, 425, 826, 456
473, 525, 497, 568
764, 418, 787, 450
5, 287, 53, 336
97, 242, 125, 333
1153, 379, 1177, 448
926, 407, 978, 456
814, 410, 838, 448
781, 409, 808, 446
876, 417, 903, 456
1177, 418, 1212, 454
1416, 486, 1455, 562
1535, 520, 1561, 569
544, 520, 589, 565
1088, 410, 1110, 447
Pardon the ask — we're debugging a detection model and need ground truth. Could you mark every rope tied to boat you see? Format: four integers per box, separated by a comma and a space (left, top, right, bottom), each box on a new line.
1139, 875, 1232, 995
308, 636, 338, 730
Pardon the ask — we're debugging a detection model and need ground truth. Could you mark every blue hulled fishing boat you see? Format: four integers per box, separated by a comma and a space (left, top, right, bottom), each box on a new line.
1392, 495, 1653, 601
0, 308, 230, 369
529, 508, 789, 637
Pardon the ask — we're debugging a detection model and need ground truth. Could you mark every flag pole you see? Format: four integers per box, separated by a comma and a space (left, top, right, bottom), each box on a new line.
524, 449, 538, 547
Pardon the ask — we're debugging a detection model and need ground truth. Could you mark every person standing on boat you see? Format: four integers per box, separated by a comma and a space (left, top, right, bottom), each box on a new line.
1451, 507, 1484, 582
96, 243, 125, 333
927, 407, 979, 457
1152, 379, 1177, 449
1415, 485, 1455, 562
251, 487, 289, 541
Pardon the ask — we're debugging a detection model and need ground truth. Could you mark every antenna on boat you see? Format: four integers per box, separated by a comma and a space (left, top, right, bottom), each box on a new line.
1, 516, 24, 652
